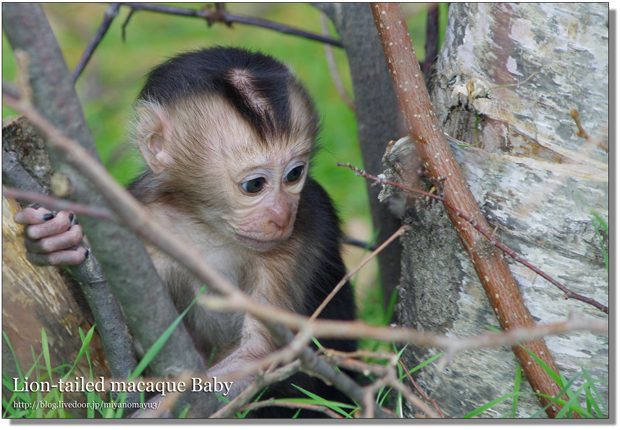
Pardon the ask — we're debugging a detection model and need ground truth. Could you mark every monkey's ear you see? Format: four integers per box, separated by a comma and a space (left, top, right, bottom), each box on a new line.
136, 106, 174, 175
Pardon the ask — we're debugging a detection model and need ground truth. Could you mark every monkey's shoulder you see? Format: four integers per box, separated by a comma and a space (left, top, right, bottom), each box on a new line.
296, 176, 342, 236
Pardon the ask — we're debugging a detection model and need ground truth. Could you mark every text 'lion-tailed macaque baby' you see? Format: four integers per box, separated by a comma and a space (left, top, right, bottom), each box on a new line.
14, 47, 356, 418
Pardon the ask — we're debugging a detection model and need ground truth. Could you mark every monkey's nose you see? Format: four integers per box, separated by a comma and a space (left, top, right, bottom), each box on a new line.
268, 211, 292, 231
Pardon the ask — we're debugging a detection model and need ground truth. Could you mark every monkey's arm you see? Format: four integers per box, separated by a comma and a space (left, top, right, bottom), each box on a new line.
204, 314, 276, 398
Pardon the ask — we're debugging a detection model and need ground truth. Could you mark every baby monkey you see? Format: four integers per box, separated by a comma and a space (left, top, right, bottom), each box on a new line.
15, 47, 356, 417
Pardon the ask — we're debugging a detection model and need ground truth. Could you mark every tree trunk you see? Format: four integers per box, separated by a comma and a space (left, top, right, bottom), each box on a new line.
390, 3, 608, 417
317, 3, 404, 308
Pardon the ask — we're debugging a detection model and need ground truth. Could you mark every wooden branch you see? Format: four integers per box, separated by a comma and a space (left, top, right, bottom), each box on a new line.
117, 2, 343, 47
72, 3, 121, 83
2, 185, 114, 221
2, 150, 45, 196
370, 3, 577, 418
310, 225, 409, 322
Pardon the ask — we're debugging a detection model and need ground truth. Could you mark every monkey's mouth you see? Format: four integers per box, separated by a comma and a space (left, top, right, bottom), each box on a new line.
235, 235, 286, 252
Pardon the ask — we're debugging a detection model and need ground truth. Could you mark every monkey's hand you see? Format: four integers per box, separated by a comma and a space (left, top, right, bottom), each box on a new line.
14, 207, 88, 266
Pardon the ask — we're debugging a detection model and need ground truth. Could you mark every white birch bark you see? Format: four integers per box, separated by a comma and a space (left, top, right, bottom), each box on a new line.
388, 3, 608, 417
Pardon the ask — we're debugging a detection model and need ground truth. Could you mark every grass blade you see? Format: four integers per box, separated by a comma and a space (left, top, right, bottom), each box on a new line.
512, 365, 522, 418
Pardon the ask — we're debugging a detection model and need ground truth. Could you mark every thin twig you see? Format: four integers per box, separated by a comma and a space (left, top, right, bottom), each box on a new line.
386, 371, 438, 418
322, 348, 397, 364
398, 357, 445, 418
570, 108, 590, 139
2, 186, 115, 221
483, 71, 540, 98
121, 8, 136, 42
362, 376, 388, 418
72, 3, 121, 83
117, 3, 343, 47
326, 354, 439, 418
321, 13, 355, 110
338, 162, 609, 314
310, 224, 409, 322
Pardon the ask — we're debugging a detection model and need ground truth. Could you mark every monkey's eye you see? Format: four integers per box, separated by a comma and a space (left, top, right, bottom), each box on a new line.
285, 166, 304, 183
242, 177, 266, 193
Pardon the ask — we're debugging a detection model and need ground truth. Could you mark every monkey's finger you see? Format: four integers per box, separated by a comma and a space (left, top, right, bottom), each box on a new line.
24, 211, 75, 240
25, 225, 84, 254
26, 247, 88, 266
14, 207, 55, 225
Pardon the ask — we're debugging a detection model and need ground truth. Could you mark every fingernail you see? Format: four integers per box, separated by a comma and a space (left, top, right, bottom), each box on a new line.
69, 213, 75, 223
42, 213, 55, 221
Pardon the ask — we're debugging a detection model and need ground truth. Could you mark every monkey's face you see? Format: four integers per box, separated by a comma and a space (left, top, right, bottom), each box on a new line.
222, 146, 310, 252
135, 92, 317, 253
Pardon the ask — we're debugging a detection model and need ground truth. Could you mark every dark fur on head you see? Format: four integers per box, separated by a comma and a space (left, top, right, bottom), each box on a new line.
138, 46, 319, 143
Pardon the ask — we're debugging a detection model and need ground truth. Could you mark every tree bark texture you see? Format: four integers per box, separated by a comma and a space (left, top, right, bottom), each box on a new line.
390, 3, 608, 417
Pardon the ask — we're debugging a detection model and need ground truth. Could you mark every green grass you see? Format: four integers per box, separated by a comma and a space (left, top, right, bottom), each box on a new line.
465, 327, 609, 418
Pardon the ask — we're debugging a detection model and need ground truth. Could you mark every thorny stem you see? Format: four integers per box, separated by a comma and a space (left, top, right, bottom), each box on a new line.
337, 162, 609, 314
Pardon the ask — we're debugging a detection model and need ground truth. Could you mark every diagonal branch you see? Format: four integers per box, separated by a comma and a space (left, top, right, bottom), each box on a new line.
72, 3, 121, 83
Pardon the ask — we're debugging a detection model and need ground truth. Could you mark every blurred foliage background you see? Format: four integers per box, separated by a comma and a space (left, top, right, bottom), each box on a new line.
2, 3, 446, 325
